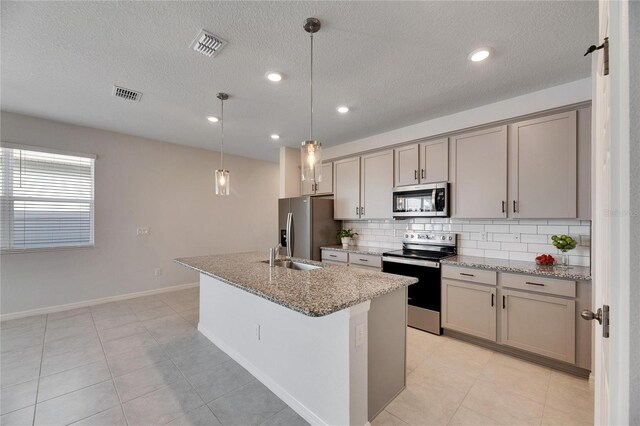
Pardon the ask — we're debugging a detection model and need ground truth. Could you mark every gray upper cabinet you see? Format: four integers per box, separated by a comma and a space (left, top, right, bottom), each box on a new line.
453, 126, 508, 218
301, 162, 333, 196
509, 111, 577, 218
420, 138, 449, 183
361, 150, 394, 219
394, 138, 449, 187
394, 144, 419, 186
334, 157, 361, 219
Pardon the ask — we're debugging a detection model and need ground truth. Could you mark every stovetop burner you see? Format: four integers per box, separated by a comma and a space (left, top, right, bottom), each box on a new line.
383, 231, 457, 261
384, 248, 455, 262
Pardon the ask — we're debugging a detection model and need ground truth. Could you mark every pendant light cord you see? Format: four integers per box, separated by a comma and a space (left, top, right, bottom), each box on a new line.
309, 32, 314, 141
220, 97, 224, 170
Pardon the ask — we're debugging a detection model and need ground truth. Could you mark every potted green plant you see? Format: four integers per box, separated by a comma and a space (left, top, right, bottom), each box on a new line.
337, 229, 358, 248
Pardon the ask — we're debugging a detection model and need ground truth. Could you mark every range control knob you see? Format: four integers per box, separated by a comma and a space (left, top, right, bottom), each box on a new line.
410, 234, 414, 238
404, 234, 409, 238
448, 236, 453, 240
441, 236, 446, 240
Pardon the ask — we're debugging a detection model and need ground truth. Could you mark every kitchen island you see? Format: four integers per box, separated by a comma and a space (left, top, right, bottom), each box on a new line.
176, 252, 417, 426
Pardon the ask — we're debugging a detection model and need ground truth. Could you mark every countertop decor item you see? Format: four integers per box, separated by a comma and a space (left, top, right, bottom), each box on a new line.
337, 229, 358, 248
552, 234, 578, 268
300, 17, 323, 183
214, 92, 230, 195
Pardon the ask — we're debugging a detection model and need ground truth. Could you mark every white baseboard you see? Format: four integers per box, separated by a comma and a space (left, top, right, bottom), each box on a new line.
0, 282, 199, 321
198, 324, 328, 426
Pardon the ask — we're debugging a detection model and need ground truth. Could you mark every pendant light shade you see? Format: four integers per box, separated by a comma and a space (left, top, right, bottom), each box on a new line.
215, 92, 230, 195
301, 18, 322, 182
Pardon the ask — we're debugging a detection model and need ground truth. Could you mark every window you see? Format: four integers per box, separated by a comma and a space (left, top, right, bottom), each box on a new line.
0, 145, 95, 251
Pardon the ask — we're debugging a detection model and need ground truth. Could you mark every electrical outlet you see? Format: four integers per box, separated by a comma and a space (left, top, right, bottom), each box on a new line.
513, 233, 521, 241
136, 227, 150, 236
154, 268, 162, 276
480, 232, 488, 242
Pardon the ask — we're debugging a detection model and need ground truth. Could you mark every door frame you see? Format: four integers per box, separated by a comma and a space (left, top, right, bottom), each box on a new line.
592, 0, 631, 424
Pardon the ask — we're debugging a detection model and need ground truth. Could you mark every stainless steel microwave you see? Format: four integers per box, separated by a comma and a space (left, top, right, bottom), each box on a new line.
392, 182, 448, 218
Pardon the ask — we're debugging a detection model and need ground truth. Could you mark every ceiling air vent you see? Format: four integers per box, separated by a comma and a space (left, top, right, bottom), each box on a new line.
112, 86, 142, 102
190, 29, 227, 57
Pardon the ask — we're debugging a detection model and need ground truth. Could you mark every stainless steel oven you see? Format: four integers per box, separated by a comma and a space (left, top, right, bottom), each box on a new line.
392, 182, 448, 218
382, 232, 456, 335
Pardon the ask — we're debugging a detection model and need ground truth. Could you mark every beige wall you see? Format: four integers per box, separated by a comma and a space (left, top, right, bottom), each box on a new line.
0, 112, 279, 315
279, 147, 301, 199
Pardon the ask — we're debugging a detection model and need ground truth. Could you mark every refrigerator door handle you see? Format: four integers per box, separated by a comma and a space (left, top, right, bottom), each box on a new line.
286, 212, 293, 259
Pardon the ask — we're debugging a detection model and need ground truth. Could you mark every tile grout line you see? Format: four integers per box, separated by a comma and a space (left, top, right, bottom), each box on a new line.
88, 305, 129, 426
31, 314, 48, 426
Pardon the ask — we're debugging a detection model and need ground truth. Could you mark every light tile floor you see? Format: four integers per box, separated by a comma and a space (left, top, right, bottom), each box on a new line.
0, 288, 308, 426
373, 327, 595, 426
1, 288, 595, 426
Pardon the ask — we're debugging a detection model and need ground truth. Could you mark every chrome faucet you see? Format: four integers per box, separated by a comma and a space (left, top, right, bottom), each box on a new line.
269, 243, 282, 267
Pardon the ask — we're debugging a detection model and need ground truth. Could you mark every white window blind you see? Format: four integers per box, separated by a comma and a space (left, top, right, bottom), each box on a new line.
0, 146, 95, 251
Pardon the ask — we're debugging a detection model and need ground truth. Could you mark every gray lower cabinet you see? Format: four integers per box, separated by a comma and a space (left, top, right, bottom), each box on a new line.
500, 289, 576, 363
441, 265, 588, 369
321, 249, 382, 271
442, 279, 497, 341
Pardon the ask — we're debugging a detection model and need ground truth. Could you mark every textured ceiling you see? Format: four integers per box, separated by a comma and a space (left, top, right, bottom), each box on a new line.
1, 1, 597, 162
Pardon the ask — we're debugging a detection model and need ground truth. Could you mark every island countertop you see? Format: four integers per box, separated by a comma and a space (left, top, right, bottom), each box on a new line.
175, 252, 417, 317
441, 255, 592, 281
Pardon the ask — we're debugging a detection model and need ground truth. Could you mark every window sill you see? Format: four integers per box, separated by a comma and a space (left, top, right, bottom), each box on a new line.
1, 245, 95, 255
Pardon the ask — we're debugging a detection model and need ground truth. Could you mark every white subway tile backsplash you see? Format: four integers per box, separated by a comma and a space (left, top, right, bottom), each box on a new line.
342, 218, 590, 267
484, 250, 510, 260
537, 225, 570, 235
520, 234, 548, 244
509, 225, 538, 234
501, 242, 528, 252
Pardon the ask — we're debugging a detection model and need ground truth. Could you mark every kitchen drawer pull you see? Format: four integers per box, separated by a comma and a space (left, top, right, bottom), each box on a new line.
329, 254, 337, 258
491, 293, 494, 307
359, 258, 368, 262
525, 281, 545, 287
460, 272, 475, 277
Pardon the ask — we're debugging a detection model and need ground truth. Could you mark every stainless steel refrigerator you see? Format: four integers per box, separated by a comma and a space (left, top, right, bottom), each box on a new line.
278, 196, 340, 261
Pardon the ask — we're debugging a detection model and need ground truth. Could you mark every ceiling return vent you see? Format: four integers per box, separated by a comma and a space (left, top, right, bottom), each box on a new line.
190, 29, 227, 57
112, 86, 142, 102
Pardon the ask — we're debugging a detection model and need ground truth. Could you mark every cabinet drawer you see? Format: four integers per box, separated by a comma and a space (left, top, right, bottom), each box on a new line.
348, 253, 382, 268
322, 250, 348, 263
442, 265, 497, 286
500, 273, 576, 298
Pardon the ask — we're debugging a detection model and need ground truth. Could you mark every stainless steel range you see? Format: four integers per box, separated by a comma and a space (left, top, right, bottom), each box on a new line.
382, 231, 457, 335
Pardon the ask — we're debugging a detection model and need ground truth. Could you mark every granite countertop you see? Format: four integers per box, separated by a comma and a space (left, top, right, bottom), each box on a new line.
441, 255, 591, 281
175, 252, 417, 317
320, 245, 390, 256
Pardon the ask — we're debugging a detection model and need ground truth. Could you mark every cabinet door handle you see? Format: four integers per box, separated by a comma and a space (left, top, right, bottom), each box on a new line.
502, 201, 505, 213
355, 206, 359, 215
460, 272, 475, 277
491, 293, 494, 307
414, 170, 418, 180
525, 281, 545, 287
421, 169, 425, 179
513, 200, 518, 213
502, 295, 506, 309
361, 207, 365, 216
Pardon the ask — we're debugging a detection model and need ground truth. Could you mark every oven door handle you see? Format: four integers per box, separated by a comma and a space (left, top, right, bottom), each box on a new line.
382, 256, 440, 268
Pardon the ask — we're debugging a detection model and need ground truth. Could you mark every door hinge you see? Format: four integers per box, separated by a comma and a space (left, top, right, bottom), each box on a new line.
584, 37, 609, 76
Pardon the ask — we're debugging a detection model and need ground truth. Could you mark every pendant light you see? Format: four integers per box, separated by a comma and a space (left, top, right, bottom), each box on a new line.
214, 92, 230, 195
301, 17, 322, 183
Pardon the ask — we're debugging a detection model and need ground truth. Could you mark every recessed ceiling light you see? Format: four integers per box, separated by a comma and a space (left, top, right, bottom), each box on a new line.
469, 48, 491, 62
270, 134, 280, 140
266, 72, 283, 82
336, 106, 350, 114
207, 116, 219, 123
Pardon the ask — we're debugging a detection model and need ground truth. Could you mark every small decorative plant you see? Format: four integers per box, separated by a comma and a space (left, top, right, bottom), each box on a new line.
551, 234, 578, 268
337, 229, 358, 248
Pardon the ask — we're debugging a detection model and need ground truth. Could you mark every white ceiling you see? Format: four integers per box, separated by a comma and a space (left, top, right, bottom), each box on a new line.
1, 1, 597, 162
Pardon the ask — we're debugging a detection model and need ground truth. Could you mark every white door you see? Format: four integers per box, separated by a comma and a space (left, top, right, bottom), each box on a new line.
590, 1, 631, 424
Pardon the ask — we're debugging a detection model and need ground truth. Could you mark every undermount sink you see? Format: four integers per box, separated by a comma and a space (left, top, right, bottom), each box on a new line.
262, 259, 322, 271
